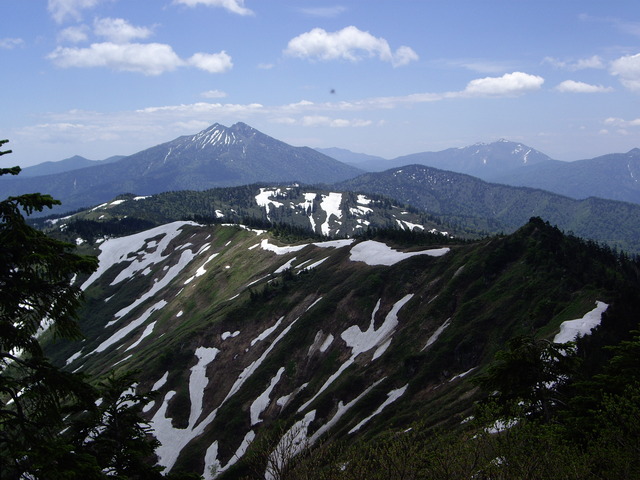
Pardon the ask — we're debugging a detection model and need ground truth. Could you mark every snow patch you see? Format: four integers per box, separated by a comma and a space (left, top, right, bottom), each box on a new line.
250, 367, 285, 425
422, 318, 451, 351
299, 295, 413, 412
554, 301, 608, 343
350, 240, 449, 266
348, 385, 408, 434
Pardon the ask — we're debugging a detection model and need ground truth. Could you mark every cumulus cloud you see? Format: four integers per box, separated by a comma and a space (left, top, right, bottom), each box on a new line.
48, 0, 103, 23
462, 72, 544, 97
48, 41, 233, 75
188, 51, 233, 73
284, 26, 418, 67
555, 80, 613, 93
610, 53, 640, 91
173, 0, 254, 16
47, 43, 183, 75
0, 38, 24, 49
94, 17, 154, 43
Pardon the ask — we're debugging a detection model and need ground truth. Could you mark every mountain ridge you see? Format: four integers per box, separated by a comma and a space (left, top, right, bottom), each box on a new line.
0, 122, 363, 215
334, 163, 640, 254
40, 215, 640, 478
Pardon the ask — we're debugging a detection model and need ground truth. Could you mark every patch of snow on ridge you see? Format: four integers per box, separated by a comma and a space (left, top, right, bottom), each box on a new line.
310, 379, 383, 444
255, 188, 285, 220
125, 321, 156, 351
554, 301, 608, 344
350, 240, 449, 266
266, 410, 316, 480
348, 384, 408, 434
81, 221, 197, 290
251, 317, 284, 346
113, 248, 198, 321
189, 347, 219, 427
396, 219, 425, 231
299, 192, 317, 232
298, 295, 413, 413
205, 431, 256, 480
260, 238, 354, 255
93, 300, 167, 354
221, 331, 240, 340
357, 194, 371, 204
251, 367, 285, 425
422, 318, 451, 351
274, 257, 297, 273
151, 347, 221, 471
319, 192, 343, 236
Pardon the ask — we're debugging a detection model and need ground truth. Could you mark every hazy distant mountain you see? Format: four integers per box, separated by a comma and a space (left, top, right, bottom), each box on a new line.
388, 139, 552, 178
491, 149, 640, 205
325, 141, 640, 205
0, 122, 362, 215
17, 155, 125, 177
322, 140, 553, 176
314, 147, 389, 169
335, 164, 640, 253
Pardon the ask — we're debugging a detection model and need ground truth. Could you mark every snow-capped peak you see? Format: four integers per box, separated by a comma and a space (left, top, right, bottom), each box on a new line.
191, 124, 241, 149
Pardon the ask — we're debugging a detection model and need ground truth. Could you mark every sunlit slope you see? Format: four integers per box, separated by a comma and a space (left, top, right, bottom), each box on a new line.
44, 218, 639, 478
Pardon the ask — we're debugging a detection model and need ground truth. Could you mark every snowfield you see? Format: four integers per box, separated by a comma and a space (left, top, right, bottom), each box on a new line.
350, 240, 450, 266
554, 301, 608, 343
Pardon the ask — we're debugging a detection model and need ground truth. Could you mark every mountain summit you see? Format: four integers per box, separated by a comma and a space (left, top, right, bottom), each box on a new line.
0, 122, 362, 215
391, 139, 552, 179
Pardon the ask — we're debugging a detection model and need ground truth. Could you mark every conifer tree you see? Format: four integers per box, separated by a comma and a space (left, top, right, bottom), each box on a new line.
0, 141, 198, 479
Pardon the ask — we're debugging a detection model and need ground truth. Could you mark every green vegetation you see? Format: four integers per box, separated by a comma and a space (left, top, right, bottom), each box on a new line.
0, 141, 200, 479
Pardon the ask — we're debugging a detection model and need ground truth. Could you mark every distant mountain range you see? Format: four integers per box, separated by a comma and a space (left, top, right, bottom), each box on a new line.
0, 122, 362, 215
318, 142, 640, 205
335, 164, 640, 254
492, 149, 640, 204
5, 121, 640, 251
17, 155, 125, 177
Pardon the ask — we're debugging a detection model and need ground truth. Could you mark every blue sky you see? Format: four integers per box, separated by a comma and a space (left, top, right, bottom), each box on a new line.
3, 0, 640, 167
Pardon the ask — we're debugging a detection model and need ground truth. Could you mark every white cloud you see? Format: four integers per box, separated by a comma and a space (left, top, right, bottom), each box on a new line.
555, 80, 613, 93
257, 62, 274, 70
604, 117, 640, 128
58, 25, 90, 43
94, 17, 154, 44
610, 53, 640, 91
136, 102, 264, 115
47, 42, 185, 75
173, 0, 254, 16
201, 89, 228, 99
48, 0, 104, 23
463, 72, 544, 97
0, 38, 24, 49
188, 51, 233, 73
298, 6, 347, 18
300, 116, 372, 127
284, 26, 418, 68
47, 42, 233, 75
543, 55, 604, 71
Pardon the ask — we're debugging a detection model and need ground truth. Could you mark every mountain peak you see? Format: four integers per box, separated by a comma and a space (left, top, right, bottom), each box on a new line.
190, 123, 243, 148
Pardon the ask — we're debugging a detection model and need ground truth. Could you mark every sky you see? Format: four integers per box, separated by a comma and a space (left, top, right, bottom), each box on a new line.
2, 0, 640, 167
